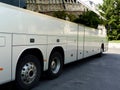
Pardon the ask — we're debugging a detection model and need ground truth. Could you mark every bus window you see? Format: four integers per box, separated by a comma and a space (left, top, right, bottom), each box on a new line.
0, 0, 26, 8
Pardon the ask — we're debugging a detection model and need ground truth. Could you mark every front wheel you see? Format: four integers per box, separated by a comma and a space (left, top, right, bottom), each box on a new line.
47, 52, 63, 79
16, 55, 41, 90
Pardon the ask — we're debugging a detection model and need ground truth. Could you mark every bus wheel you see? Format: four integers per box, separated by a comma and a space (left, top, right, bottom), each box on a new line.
98, 46, 104, 57
47, 52, 63, 79
16, 55, 41, 90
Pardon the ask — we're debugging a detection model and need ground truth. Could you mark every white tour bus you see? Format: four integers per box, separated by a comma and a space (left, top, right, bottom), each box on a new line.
0, 2, 108, 90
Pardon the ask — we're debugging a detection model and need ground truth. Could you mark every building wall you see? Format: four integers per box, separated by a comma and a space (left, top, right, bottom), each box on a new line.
26, 0, 87, 15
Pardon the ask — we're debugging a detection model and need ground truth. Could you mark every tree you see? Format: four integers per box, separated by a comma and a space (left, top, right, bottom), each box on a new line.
53, 11, 76, 22
74, 10, 103, 29
53, 11, 67, 20
53, 10, 103, 29
99, 0, 120, 40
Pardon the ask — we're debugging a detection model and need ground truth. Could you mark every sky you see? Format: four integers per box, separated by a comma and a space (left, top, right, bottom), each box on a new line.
90, 0, 103, 4
79, 0, 103, 4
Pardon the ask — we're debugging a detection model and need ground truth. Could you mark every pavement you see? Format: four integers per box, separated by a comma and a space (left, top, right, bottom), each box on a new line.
108, 43, 120, 48
31, 47, 120, 90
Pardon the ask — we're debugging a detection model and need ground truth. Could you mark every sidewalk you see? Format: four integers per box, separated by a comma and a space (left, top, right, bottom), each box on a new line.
108, 43, 120, 48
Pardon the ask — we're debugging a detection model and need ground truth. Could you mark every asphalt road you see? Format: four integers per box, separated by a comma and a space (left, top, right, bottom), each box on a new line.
0, 48, 120, 90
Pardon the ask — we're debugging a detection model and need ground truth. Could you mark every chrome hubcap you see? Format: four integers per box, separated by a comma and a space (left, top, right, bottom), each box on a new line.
51, 57, 60, 74
21, 62, 37, 85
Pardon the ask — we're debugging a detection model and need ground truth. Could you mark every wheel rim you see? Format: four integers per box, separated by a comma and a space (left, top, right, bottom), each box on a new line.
21, 62, 37, 85
50, 57, 60, 74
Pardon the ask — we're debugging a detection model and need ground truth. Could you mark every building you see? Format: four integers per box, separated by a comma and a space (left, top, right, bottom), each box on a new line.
26, 0, 87, 15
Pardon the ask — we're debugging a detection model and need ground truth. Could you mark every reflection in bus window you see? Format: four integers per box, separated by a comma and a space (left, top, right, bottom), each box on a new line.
0, 0, 26, 8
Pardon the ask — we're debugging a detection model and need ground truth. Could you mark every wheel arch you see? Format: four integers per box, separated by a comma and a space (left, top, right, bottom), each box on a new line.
16, 48, 44, 72
49, 46, 65, 64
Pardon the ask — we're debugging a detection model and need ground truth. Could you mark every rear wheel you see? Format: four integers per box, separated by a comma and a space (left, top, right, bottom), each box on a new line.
47, 52, 63, 79
16, 55, 41, 90
98, 45, 104, 57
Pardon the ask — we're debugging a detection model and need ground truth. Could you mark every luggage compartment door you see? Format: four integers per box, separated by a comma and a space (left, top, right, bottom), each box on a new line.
0, 33, 12, 84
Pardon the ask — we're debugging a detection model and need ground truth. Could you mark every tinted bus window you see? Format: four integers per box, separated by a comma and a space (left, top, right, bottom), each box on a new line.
0, 0, 26, 8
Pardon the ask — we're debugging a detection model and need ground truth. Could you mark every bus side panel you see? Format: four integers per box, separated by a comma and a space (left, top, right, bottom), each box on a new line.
78, 25, 84, 60
64, 22, 78, 64
84, 27, 101, 58
98, 26, 108, 52
0, 33, 12, 84
12, 34, 47, 80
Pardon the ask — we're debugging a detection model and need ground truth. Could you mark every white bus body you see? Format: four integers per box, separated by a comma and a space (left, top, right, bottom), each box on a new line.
0, 2, 108, 89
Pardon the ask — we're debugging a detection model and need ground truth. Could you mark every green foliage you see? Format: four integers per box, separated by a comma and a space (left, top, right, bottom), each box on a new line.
74, 10, 103, 29
67, 14, 77, 22
99, 0, 120, 40
108, 29, 120, 40
53, 10, 105, 29
53, 11, 76, 22
53, 11, 67, 20
116, 34, 120, 40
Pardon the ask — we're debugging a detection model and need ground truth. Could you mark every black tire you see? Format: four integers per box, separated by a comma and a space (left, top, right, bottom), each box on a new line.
47, 52, 63, 79
16, 55, 41, 90
98, 46, 104, 57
